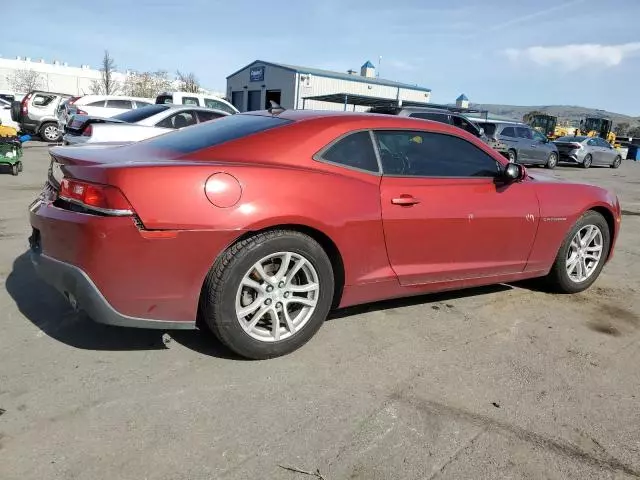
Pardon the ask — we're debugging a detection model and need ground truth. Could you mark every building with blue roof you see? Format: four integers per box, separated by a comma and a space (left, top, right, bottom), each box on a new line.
226, 59, 432, 112
456, 94, 469, 109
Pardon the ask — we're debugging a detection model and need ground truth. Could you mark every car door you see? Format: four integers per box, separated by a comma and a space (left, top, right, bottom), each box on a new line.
530, 129, 550, 163
516, 126, 540, 163
376, 129, 540, 285
497, 126, 522, 160
586, 138, 601, 163
596, 137, 616, 164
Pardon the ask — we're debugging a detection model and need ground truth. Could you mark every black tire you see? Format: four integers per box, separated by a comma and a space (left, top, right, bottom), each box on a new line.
545, 211, 610, 294
200, 230, 335, 359
40, 122, 61, 142
17, 161, 23, 172
545, 152, 558, 169
10, 100, 21, 122
508, 149, 517, 163
582, 154, 592, 169
611, 156, 621, 169
11, 163, 19, 176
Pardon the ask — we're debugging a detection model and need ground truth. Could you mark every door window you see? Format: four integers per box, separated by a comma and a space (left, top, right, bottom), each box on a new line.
181, 97, 199, 106
87, 100, 107, 107
596, 137, 610, 147
499, 126, 516, 138
155, 111, 197, 129
317, 131, 379, 173
134, 101, 152, 108
409, 112, 448, 123
196, 110, 224, 123
516, 127, 533, 139
204, 98, 236, 114
106, 99, 133, 109
587, 138, 598, 146
532, 130, 547, 142
375, 130, 501, 177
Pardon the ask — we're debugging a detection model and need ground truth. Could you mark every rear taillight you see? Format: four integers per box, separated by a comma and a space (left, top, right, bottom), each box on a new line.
59, 178, 134, 216
69, 96, 80, 105
571, 142, 583, 150
82, 124, 92, 136
21, 93, 32, 116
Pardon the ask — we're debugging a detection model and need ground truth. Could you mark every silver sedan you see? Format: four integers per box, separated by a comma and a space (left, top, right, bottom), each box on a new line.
553, 135, 622, 169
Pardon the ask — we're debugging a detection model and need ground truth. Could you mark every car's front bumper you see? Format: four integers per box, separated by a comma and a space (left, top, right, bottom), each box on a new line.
29, 247, 196, 330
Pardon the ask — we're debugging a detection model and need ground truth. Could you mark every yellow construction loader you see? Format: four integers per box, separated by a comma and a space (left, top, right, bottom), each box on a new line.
577, 117, 618, 147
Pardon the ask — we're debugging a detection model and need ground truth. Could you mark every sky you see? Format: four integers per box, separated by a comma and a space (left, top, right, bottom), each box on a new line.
3, 0, 640, 115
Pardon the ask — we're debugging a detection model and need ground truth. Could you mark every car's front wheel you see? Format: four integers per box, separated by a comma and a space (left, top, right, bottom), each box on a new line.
611, 156, 622, 169
545, 211, 610, 294
200, 230, 335, 359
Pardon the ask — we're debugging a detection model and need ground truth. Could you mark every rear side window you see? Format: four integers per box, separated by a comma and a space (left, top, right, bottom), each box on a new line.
182, 97, 199, 106
197, 110, 225, 122
318, 131, 379, 173
32, 94, 55, 107
139, 114, 292, 154
106, 99, 133, 109
500, 126, 516, 138
113, 104, 170, 122
156, 95, 173, 104
87, 100, 106, 107
135, 101, 152, 108
480, 123, 496, 136
410, 112, 448, 123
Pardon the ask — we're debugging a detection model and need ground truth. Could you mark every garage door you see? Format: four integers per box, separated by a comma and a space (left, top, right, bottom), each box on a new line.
247, 90, 261, 111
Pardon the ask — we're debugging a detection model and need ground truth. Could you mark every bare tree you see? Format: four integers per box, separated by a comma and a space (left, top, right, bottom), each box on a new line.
176, 70, 200, 93
91, 50, 120, 95
7, 69, 45, 92
123, 70, 172, 98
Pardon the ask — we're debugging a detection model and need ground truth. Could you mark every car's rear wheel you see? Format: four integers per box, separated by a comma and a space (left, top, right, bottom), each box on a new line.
545, 152, 558, 169
582, 154, 592, 169
200, 230, 335, 359
17, 161, 23, 172
508, 149, 517, 163
611, 156, 622, 169
545, 211, 610, 294
40, 122, 60, 142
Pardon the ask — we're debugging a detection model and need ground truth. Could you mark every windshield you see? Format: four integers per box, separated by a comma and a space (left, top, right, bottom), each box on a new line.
113, 104, 171, 123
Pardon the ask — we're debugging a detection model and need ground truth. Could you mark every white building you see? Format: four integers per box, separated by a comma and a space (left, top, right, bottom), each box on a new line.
0, 56, 223, 99
0, 56, 128, 97
456, 93, 469, 109
226, 60, 431, 112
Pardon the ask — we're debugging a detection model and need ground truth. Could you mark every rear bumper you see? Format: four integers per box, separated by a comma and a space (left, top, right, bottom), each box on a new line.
30, 250, 196, 330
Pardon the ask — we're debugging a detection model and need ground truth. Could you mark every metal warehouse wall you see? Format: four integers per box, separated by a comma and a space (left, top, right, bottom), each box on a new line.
297, 74, 431, 111
226, 65, 297, 111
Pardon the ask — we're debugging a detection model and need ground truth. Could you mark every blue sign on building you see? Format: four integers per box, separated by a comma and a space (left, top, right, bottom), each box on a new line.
250, 66, 265, 82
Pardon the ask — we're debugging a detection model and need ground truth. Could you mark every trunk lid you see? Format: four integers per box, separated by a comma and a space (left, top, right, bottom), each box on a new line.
65, 114, 127, 136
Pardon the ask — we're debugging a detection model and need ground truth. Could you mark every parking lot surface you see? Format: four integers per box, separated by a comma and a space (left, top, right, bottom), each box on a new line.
1, 144, 639, 480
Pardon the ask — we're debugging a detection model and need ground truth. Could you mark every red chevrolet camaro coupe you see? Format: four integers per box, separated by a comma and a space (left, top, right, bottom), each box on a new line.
28, 109, 621, 359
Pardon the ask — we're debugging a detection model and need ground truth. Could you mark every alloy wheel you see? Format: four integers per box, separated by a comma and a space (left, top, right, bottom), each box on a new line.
43, 124, 59, 142
566, 224, 603, 283
235, 251, 320, 342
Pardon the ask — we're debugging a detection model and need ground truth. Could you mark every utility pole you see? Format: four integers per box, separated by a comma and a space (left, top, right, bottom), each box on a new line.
377, 56, 382, 78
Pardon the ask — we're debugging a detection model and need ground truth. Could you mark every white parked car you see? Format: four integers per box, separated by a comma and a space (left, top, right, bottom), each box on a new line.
62, 104, 230, 146
155, 91, 238, 114
57, 95, 153, 133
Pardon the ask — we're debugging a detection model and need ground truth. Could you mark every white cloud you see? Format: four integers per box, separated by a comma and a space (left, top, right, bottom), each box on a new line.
504, 43, 640, 70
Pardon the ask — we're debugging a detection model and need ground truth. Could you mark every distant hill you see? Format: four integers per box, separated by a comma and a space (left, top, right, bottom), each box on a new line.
468, 104, 639, 127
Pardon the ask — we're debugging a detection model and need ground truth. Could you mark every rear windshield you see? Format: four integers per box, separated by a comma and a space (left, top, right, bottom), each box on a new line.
114, 104, 170, 123
479, 123, 496, 136
156, 95, 173, 105
556, 136, 587, 142
139, 114, 293, 154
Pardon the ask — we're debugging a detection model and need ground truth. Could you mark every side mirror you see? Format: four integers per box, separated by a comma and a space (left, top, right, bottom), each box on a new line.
502, 163, 526, 182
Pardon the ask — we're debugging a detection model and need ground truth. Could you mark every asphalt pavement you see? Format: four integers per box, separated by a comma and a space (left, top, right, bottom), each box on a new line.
1, 143, 639, 479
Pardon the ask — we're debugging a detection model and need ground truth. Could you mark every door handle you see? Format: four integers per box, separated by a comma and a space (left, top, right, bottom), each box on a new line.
530, 144, 538, 147
391, 195, 420, 206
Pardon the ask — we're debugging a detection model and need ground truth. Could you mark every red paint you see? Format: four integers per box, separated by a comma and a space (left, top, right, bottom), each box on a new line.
31, 110, 620, 324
